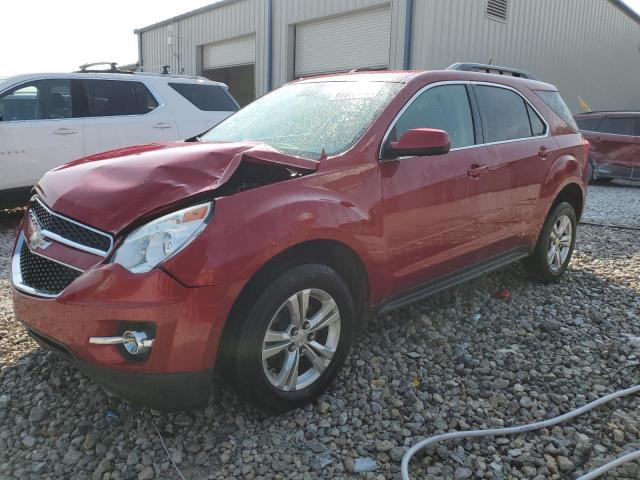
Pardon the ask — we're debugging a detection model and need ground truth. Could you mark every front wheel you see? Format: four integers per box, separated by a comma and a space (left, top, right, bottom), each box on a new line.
225, 264, 354, 412
522, 202, 577, 283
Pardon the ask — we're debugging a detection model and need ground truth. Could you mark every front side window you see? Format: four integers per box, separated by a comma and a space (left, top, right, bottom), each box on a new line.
82, 80, 158, 117
169, 83, 238, 112
0, 79, 71, 121
201, 81, 402, 159
598, 117, 636, 136
475, 85, 534, 143
390, 84, 475, 149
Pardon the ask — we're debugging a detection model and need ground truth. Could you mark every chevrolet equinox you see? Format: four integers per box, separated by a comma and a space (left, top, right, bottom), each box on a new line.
11, 68, 589, 412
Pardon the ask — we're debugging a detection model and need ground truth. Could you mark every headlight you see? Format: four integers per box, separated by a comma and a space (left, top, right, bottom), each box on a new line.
112, 202, 212, 273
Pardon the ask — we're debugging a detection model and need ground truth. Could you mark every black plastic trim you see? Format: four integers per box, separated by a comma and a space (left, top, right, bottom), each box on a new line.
376, 247, 530, 315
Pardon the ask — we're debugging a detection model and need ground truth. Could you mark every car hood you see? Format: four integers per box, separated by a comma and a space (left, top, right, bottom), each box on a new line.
36, 141, 318, 234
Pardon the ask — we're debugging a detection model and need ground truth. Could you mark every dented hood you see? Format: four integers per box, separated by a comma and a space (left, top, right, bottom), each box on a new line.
36, 141, 318, 234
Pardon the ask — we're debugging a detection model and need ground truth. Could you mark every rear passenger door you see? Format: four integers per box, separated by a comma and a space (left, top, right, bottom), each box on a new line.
79, 79, 178, 156
472, 84, 552, 252
591, 116, 636, 179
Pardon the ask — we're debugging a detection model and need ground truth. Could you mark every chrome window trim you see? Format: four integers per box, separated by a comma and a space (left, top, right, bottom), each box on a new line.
11, 233, 84, 299
379, 80, 550, 161
32, 196, 113, 256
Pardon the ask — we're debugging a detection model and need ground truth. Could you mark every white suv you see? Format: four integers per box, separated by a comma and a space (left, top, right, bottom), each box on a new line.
0, 67, 239, 208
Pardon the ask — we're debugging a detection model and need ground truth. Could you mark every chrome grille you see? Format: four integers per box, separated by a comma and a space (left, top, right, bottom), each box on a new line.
13, 235, 82, 297
29, 197, 113, 255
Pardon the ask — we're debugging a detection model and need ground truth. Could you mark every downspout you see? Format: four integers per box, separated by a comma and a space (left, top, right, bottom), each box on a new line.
267, 0, 274, 91
403, 0, 414, 70
136, 30, 144, 71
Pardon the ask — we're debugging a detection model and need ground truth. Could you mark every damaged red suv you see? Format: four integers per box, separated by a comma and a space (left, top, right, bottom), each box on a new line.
11, 67, 588, 412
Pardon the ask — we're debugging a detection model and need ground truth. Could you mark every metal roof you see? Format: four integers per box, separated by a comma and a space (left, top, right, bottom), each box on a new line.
134, 0, 640, 34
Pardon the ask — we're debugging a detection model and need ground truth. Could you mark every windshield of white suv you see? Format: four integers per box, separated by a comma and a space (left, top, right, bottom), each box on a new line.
201, 81, 403, 159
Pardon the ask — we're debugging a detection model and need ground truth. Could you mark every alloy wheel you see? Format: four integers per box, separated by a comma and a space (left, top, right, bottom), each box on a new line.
547, 214, 573, 272
261, 288, 341, 392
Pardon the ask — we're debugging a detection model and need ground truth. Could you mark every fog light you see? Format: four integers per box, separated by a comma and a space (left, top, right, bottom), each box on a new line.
122, 331, 154, 355
89, 330, 154, 356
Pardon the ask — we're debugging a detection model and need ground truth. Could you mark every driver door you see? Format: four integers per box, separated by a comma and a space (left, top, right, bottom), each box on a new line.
0, 78, 84, 191
380, 83, 490, 297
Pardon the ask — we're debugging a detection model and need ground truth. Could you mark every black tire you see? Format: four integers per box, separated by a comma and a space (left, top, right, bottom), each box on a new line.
522, 202, 577, 283
589, 158, 612, 184
223, 263, 354, 412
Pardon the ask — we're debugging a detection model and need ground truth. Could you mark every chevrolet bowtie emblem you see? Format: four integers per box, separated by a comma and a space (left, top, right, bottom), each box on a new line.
28, 210, 52, 250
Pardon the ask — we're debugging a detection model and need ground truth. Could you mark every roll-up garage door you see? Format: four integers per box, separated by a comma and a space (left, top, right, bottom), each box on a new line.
203, 35, 255, 70
294, 7, 391, 78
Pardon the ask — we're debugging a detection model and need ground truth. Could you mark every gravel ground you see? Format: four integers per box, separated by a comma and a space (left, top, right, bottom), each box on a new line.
1, 182, 639, 480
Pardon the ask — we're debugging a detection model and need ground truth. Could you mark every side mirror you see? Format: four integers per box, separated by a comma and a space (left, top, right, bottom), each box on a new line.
385, 128, 451, 159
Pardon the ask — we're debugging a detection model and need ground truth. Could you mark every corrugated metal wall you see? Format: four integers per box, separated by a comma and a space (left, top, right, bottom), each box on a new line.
411, 0, 640, 111
138, 0, 640, 112
140, 0, 268, 94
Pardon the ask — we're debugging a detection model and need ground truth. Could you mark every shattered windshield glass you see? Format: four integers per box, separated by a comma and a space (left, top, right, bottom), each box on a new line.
201, 81, 403, 159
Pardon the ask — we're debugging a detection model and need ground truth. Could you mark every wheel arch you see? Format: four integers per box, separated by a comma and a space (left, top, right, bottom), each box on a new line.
551, 182, 584, 220
216, 239, 370, 372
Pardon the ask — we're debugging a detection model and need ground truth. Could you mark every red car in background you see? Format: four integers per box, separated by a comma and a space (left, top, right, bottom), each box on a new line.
11, 65, 588, 412
575, 111, 640, 182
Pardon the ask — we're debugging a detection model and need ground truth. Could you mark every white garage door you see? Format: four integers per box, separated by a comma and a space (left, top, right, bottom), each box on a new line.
203, 35, 255, 70
295, 7, 391, 78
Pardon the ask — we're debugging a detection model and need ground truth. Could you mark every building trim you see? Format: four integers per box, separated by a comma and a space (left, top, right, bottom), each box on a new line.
609, 0, 640, 25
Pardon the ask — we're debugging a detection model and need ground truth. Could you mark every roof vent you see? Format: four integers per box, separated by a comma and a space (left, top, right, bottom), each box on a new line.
486, 0, 508, 22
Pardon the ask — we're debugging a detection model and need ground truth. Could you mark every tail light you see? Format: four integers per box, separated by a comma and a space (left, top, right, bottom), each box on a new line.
582, 138, 591, 156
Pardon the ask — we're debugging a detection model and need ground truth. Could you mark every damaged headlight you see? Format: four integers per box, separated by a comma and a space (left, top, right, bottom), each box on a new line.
112, 202, 212, 273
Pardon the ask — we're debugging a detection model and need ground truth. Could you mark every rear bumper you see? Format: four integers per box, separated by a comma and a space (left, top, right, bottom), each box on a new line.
27, 326, 212, 411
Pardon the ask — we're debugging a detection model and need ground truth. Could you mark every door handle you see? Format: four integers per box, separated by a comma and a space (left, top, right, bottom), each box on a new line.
538, 145, 549, 159
467, 164, 489, 178
53, 128, 77, 135
153, 122, 173, 129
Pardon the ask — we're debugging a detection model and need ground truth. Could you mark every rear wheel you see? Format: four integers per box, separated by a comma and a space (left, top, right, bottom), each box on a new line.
522, 202, 577, 283
224, 264, 354, 412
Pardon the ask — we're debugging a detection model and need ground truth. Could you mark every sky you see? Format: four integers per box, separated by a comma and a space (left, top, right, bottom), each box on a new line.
2, 0, 640, 78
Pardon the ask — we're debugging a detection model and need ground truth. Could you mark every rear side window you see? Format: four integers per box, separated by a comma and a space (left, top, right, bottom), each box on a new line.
534, 90, 578, 130
575, 117, 600, 132
82, 80, 158, 117
391, 84, 475, 149
169, 83, 238, 112
0, 79, 72, 121
474, 85, 534, 143
598, 117, 636, 136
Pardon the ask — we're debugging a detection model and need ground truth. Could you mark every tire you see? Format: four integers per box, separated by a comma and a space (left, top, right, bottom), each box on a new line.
223, 263, 354, 412
589, 158, 612, 183
522, 202, 577, 283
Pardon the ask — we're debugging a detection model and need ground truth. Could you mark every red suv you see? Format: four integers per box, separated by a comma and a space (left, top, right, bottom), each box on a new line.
574, 111, 639, 182
11, 68, 588, 412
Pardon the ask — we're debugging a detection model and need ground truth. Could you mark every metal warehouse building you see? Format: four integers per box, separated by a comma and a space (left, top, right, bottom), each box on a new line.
135, 0, 640, 111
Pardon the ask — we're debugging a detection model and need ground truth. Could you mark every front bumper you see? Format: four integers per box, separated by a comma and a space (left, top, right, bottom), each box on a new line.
28, 326, 212, 411
12, 262, 246, 410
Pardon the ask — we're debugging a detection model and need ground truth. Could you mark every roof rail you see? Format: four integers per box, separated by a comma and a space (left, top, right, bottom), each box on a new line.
446, 62, 540, 81
75, 62, 135, 74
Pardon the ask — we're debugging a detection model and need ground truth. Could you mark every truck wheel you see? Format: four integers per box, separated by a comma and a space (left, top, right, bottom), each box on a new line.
522, 202, 577, 283
226, 264, 354, 412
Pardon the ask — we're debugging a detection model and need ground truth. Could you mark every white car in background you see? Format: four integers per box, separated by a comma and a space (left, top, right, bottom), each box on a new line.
0, 66, 239, 209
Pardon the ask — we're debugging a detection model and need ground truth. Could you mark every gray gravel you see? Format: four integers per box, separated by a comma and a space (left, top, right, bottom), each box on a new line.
1, 183, 639, 479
